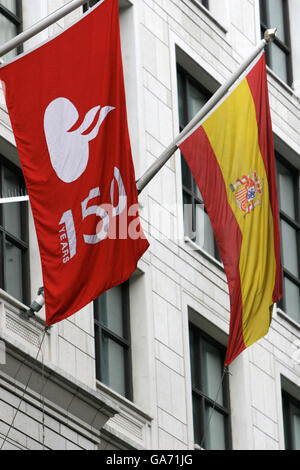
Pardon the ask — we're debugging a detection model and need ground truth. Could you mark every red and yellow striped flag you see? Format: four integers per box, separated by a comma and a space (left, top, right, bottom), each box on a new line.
178, 53, 282, 366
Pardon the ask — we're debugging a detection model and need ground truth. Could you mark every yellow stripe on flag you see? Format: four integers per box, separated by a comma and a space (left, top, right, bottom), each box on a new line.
202, 78, 276, 347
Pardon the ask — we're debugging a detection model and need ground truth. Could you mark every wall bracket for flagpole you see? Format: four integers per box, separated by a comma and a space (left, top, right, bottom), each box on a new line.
264, 28, 277, 43
136, 27, 277, 194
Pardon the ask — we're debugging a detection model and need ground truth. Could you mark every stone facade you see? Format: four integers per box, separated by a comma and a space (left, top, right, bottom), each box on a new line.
0, 0, 299, 450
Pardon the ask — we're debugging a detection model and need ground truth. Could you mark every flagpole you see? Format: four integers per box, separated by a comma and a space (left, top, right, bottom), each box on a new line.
136, 28, 277, 194
0, 0, 99, 60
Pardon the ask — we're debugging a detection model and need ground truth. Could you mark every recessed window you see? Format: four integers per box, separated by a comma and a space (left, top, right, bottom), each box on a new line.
177, 66, 220, 261
83, 0, 101, 12
276, 155, 300, 324
94, 281, 132, 399
0, 0, 22, 62
282, 391, 300, 449
197, 0, 209, 8
189, 323, 231, 449
0, 158, 29, 304
259, 0, 293, 86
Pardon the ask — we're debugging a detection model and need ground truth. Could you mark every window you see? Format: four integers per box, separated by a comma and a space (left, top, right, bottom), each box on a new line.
83, 0, 101, 12
282, 391, 300, 450
177, 66, 220, 260
94, 281, 132, 399
0, 0, 22, 62
259, 0, 292, 86
0, 158, 29, 304
198, 0, 209, 8
276, 155, 300, 324
189, 324, 231, 449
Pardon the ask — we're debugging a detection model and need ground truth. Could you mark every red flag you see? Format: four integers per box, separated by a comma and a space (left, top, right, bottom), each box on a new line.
0, 0, 149, 325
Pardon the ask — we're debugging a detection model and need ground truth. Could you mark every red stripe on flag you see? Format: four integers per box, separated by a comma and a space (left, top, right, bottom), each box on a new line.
246, 54, 282, 303
179, 127, 246, 365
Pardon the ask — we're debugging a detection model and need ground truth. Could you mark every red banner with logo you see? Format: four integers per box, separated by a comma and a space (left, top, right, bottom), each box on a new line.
0, 0, 149, 325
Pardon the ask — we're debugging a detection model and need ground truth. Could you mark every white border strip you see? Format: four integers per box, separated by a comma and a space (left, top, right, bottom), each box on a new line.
0, 196, 29, 204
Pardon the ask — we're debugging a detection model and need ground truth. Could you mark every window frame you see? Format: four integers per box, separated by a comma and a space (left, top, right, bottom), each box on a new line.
259, 0, 293, 87
177, 65, 220, 260
199, 0, 209, 9
83, 0, 100, 13
0, 157, 30, 305
0, 1, 23, 55
282, 390, 300, 450
189, 323, 232, 450
93, 280, 133, 400
275, 153, 300, 322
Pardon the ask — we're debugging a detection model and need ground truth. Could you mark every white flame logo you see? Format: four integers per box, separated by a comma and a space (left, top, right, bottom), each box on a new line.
44, 97, 115, 183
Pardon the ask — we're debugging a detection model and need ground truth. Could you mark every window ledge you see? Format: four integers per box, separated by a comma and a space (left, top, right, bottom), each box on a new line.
183, 0, 228, 35
0, 289, 46, 355
194, 443, 205, 450
0, 288, 45, 327
276, 307, 300, 331
267, 65, 299, 102
96, 380, 153, 449
184, 236, 225, 274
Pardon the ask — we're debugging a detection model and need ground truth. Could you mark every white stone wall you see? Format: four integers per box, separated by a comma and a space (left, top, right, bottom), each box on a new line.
0, 0, 299, 450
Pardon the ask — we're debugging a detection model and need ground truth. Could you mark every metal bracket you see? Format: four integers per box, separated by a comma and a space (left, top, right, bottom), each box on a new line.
264, 28, 277, 43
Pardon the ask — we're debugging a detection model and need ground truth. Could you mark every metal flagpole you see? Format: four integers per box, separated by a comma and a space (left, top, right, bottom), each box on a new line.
0, 0, 101, 60
136, 28, 277, 194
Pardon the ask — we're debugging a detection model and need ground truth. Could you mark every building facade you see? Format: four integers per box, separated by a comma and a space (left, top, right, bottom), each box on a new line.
0, 0, 299, 450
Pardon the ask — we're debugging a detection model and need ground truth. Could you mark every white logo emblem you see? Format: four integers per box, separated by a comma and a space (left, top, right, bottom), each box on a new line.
44, 97, 115, 183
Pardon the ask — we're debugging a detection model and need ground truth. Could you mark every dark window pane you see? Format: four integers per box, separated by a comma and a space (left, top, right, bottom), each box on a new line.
205, 404, 226, 450
101, 333, 126, 397
201, 338, 224, 406
264, 0, 285, 43
283, 393, 300, 450
4, 239, 23, 301
1, 0, 17, 14
284, 278, 300, 323
269, 43, 288, 83
189, 327, 197, 387
189, 324, 230, 449
181, 156, 192, 190
187, 81, 208, 122
192, 178, 202, 201
98, 285, 124, 337
192, 394, 202, 445
195, 205, 216, 257
277, 160, 296, 219
290, 402, 300, 450
88, 0, 100, 7
2, 166, 22, 238
281, 220, 299, 278
177, 72, 186, 130
276, 157, 300, 323
0, 14, 18, 61
260, 0, 292, 86
183, 192, 193, 240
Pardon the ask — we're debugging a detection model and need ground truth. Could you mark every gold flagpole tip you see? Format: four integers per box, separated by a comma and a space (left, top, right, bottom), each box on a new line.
264, 28, 277, 43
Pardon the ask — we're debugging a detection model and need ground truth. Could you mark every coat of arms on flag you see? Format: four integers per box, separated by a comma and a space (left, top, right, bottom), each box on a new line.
230, 170, 264, 216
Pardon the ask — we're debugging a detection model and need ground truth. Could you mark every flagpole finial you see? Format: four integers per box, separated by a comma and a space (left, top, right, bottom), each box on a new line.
264, 28, 277, 43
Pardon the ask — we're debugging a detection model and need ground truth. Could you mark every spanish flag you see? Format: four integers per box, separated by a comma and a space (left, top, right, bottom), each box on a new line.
178, 53, 282, 366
